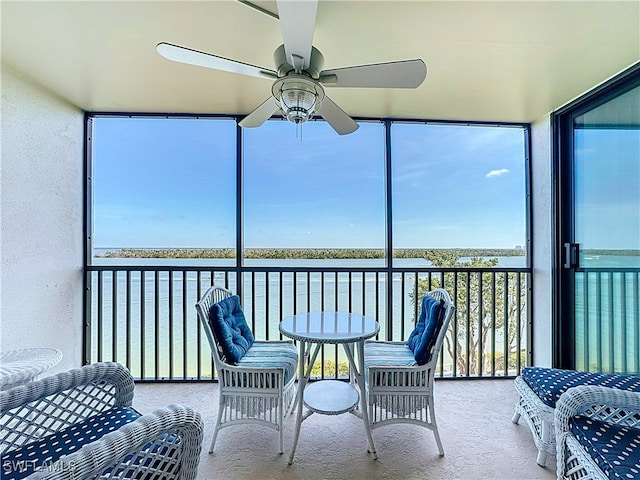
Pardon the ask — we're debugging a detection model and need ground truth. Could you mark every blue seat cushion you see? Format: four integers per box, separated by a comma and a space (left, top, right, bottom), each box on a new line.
364, 341, 417, 368
237, 341, 298, 385
570, 415, 640, 480
209, 295, 255, 365
1, 407, 141, 480
406, 295, 446, 365
522, 367, 640, 408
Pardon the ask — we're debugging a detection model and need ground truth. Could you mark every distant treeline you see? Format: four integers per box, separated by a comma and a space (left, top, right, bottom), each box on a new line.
582, 249, 640, 256
97, 248, 526, 259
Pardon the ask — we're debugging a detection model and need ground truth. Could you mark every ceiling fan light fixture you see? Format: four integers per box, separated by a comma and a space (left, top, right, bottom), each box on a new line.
272, 76, 325, 125
280, 86, 315, 124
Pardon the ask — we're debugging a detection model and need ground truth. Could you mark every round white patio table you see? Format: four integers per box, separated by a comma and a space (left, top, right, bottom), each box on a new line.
279, 311, 379, 464
0, 347, 63, 391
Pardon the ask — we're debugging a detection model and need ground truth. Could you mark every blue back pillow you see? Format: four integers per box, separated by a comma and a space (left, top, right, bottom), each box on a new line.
208, 295, 254, 365
407, 295, 446, 365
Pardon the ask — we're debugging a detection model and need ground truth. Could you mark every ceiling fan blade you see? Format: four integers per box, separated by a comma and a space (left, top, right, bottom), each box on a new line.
237, 0, 279, 19
317, 96, 359, 135
276, 0, 317, 71
157, 42, 277, 80
239, 97, 280, 128
320, 59, 427, 88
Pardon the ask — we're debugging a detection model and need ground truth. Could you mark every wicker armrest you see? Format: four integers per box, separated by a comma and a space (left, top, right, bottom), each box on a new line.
554, 385, 640, 480
28, 404, 203, 480
0, 361, 133, 411
0, 362, 134, 451
555, 385, 640, 437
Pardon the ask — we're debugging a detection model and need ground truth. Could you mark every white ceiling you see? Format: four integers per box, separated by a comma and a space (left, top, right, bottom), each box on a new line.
2, 1, 639, 124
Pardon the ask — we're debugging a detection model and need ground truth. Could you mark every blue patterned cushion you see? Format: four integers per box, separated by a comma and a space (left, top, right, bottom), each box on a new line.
407, 295, 445, 365
209, 295, 255, 364
237, 341, 298, 385
570, 416, 640, 480
1, 407, 141, 480
522, 367, 640, 408
364, 341, 416, 368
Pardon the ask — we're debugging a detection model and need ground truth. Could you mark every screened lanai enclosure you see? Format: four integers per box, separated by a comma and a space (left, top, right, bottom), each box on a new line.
83, 62, 640, 382
86, 118, 532, 380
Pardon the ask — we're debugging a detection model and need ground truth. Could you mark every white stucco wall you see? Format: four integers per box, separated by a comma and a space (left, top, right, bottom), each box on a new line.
1, 64, 84, 374
530, 115, 553, 367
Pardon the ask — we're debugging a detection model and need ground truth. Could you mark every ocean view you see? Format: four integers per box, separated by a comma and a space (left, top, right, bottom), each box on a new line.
88, 249, 638, 379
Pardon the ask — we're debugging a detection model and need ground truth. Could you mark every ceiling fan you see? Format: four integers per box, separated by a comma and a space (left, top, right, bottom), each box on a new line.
156, 0, 426, 135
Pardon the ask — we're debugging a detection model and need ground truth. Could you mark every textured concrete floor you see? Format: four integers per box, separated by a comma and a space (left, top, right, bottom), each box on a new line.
134, 379, 556, 480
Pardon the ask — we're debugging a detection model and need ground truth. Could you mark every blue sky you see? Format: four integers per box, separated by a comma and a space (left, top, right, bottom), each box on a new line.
575, 128, 640, 250
92, 116, 530, 250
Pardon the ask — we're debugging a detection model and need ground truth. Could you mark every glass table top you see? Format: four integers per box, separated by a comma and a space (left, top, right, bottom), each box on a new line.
279, 311, 379, 344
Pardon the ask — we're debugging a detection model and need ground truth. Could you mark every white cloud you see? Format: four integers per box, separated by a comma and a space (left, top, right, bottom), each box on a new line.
486, 168, 510, 178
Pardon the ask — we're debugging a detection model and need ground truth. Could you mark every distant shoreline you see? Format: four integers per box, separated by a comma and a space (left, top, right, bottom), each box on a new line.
96, 247, 528, 259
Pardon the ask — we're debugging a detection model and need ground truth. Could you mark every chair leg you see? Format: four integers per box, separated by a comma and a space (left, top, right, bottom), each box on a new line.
512, 411, 521, 424
536, 419, 552, 467
209, 397, 226, 454
278, 395, 284, 454
429, 397, 445, 457
432, 428, 445, 457
208, 429, 219, 454
536, 449, 547, 467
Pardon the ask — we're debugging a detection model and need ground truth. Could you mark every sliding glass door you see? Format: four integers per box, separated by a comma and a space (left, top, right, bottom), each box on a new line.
555, 65, 640, 373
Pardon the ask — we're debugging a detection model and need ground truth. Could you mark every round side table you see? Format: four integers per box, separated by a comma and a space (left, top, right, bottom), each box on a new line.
0, 347, 63, 391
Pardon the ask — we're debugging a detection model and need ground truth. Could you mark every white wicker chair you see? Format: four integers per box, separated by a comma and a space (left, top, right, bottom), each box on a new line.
0, 362, 203, 480
555, 385, 640, 480
195, 285, 297, 454
364, 288, 455, 456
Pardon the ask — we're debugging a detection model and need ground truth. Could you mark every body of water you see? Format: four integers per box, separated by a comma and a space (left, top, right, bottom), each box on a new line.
88, 252, 639, 379
88, 255, 532, 379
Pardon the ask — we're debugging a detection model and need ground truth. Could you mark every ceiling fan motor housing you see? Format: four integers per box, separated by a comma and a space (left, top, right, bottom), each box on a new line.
273, 44, 325, 78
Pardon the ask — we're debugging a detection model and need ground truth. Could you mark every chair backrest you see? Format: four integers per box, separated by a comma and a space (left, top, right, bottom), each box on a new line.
425, 288, 456, 367
195, 285, 234, 369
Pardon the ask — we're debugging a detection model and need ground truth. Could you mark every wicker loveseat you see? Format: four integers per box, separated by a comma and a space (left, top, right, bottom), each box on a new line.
0, 362, 203, 479
512, 367, 640, 467
555, 385, 640, 480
